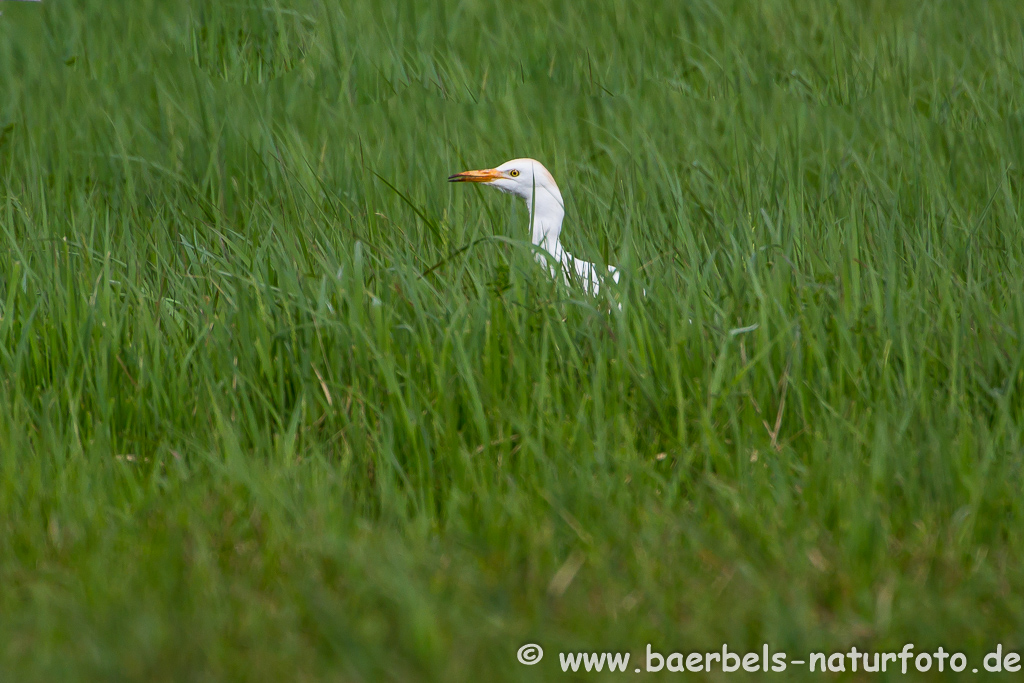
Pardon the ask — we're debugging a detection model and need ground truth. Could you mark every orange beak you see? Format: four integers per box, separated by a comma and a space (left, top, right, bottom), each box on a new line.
448, 168, 502, 183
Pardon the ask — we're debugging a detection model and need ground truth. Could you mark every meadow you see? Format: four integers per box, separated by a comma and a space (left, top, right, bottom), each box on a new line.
1, 0, 1023, 679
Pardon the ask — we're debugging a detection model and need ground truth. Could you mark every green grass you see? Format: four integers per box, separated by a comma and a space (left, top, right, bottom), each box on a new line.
2, 0, 1024, 680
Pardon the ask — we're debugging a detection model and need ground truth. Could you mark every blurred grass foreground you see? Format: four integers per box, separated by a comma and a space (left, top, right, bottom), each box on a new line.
2, 0, 1024, 680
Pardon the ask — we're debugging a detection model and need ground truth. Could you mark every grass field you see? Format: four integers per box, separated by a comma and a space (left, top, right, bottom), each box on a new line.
2, 0, 1024, 679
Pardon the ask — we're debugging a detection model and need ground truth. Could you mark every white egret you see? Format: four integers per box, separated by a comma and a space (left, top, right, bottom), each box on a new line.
449, 158, 623, 296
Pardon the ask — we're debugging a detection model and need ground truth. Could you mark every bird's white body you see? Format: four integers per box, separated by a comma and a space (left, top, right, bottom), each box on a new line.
450, 158, 620, 296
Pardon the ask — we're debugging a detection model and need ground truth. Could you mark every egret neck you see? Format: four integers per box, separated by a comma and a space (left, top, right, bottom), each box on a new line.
448, 157, 620, 295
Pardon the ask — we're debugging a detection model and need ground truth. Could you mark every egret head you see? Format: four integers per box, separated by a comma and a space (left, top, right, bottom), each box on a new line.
448, 158, 562, 207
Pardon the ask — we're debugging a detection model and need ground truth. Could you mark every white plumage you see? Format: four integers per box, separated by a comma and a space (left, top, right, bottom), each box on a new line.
449, 158, 621, 296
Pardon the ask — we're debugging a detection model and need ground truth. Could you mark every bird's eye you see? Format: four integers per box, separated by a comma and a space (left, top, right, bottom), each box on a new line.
509, 169, 520, 177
